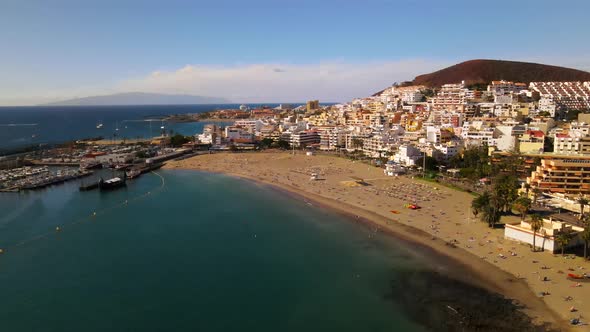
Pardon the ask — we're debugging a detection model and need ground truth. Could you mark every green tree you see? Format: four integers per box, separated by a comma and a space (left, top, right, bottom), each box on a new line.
577, 195, 589, 219
555, 231, 572, 256
170, 134, 190, 147
416, 156, 439, 173
512, 196, 532, 221
471, 191, 491, 218
258, 138, 274, 149
492, 174, 519, 213
529, 214, 543, 252
481, 196, 502, 228
276, 140, 290, 150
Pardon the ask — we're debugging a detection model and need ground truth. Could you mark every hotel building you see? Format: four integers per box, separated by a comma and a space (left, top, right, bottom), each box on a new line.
526, 155, 590, 197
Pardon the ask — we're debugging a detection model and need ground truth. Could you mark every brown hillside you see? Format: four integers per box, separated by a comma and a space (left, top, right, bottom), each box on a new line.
412, 59, 590, 87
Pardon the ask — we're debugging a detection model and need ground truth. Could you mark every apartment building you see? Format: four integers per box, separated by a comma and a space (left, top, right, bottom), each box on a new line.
319, 128, 348, 151
530, 82, 590, 111
234, 119, 264, 134
553, 122, 590, 155
393, 144, 422, 166
527, 156, 590, 196
518, 130, 545, 154
487, 80, 527, 95
289, 130, 320, 148
431, 82, 467, 112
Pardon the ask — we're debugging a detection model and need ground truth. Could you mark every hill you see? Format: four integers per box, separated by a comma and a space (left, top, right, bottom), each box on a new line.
412, 59, 590, 87
43, 92, 229, 106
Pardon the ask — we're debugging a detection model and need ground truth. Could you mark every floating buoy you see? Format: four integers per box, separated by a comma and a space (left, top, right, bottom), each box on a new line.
0, 249, 4, 254
93, 212, 97, 216
56, 226, 61, 231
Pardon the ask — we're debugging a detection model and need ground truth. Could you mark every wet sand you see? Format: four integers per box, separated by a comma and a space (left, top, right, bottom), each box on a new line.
165, 151, 589, 331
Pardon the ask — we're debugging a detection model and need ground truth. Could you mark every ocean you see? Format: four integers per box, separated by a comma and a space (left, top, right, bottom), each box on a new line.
0, 104, 280, 153
0, 170, 544, 332
0, 170, 427, 331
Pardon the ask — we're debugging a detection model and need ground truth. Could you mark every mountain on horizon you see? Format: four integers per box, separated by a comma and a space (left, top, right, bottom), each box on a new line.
412, 59, 590, 87
43, 92, 230, 106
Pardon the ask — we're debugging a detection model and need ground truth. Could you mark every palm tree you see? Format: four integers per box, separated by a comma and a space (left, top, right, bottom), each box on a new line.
555, 231, 572, 256
481, 196, 501, 228
529, 214, 543, 252
513, 196, 532, 221
471, 191, 491, 218
577, 195, 589, 219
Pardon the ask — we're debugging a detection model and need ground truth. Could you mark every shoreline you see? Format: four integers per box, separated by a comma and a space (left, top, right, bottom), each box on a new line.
163, 152, 573, 331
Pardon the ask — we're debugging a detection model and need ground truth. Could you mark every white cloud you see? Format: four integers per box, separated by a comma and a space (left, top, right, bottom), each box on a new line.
117, 59, 452, 103
4, 56, 590, 106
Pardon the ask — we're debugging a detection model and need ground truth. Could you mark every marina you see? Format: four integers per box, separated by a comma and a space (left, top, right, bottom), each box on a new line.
0, 166, 93, 192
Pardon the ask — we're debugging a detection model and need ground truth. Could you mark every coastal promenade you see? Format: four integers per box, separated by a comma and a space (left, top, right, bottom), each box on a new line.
165, 151, 590, 331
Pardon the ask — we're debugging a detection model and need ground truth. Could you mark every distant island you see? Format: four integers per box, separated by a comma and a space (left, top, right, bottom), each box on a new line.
42, 92, 230, 106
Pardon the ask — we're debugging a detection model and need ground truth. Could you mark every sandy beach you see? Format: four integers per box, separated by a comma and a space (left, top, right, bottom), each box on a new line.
165, 151, 590, 331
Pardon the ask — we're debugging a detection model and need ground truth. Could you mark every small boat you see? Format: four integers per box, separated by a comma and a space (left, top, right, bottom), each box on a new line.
96, 122, 103, 129
98, 175, 126, 191
126, 169, 141, 179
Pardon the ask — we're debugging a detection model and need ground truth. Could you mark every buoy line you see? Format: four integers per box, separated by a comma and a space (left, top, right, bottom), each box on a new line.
2, 171, 167, 254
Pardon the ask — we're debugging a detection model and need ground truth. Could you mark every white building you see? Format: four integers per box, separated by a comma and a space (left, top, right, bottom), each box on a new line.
553, 122, 590, 155
433, 142, 459, 161
504, 217, 585, 253
384, 161, 405, 176
234, 119, 264, 134
393, 144, 422, 166
319, 128, 348, 151
225, 126, 254, 142
538, 97, 557, 117
460, 122, 495, 146
290, 131, 320, 148
401, 91, 423, 103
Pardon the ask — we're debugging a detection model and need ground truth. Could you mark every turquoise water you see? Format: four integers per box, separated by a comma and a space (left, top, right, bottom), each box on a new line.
0, 170, 430, 332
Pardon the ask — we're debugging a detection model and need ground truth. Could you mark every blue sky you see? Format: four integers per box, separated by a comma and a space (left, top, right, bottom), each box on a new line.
1, 0, 589, 104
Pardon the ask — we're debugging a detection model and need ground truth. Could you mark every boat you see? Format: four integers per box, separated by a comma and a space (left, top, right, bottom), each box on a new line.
96, 122, 103, 129
126, 168, 141, 179
98, 174, 126, 191
80, 161, 103, 170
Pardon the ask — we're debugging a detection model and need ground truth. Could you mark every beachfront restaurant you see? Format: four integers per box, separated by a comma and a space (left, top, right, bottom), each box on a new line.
504, 217, 585, 253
